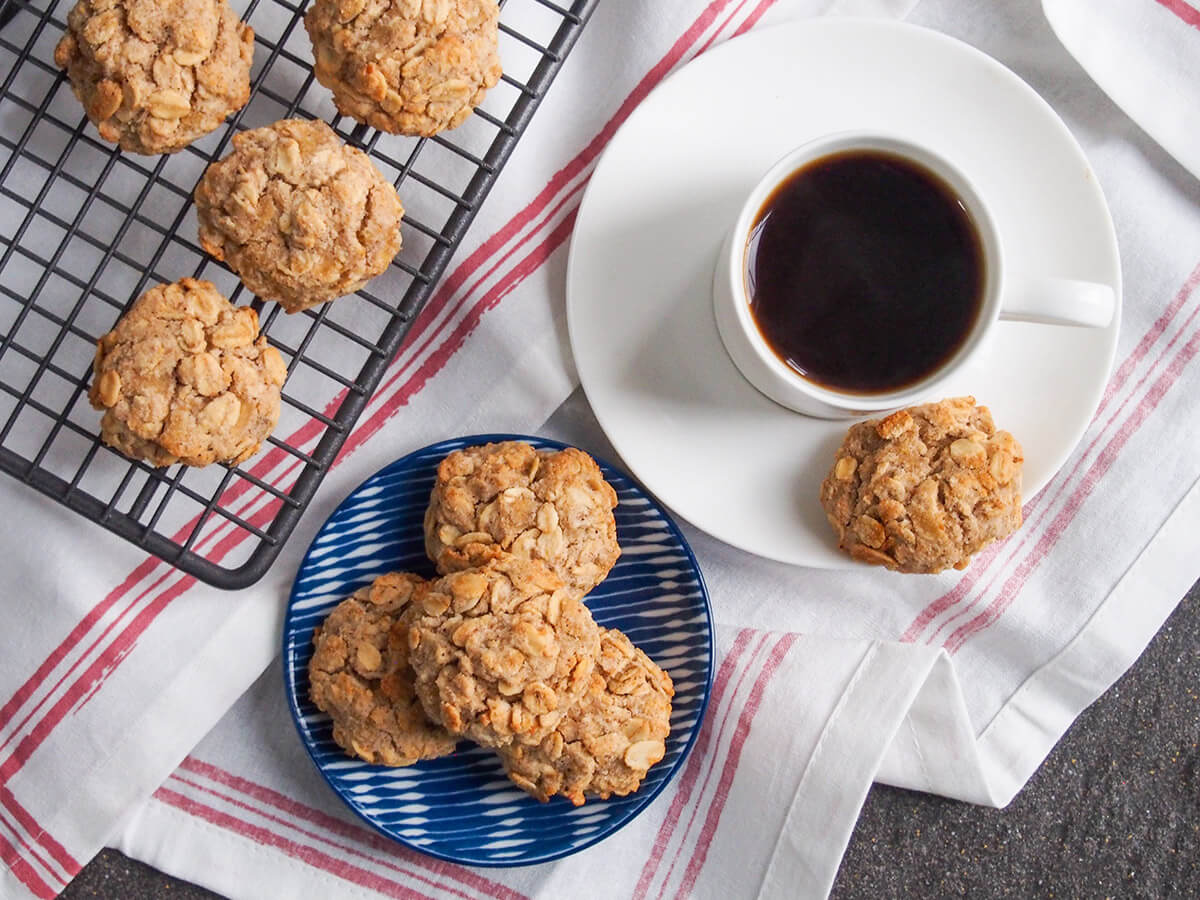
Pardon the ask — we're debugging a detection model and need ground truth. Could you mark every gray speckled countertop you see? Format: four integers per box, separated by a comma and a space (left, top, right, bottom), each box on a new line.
62, 583, 1198, 898
831, 584, 1200, 899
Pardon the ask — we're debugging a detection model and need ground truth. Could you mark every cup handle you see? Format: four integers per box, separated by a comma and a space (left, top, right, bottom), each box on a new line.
998, 276, 1116, 328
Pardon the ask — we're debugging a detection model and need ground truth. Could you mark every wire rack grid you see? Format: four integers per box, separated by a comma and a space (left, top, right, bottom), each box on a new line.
0, 0, 596, 589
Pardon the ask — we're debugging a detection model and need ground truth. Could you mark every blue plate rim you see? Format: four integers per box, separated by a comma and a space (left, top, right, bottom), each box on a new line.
282, 433, 716, 868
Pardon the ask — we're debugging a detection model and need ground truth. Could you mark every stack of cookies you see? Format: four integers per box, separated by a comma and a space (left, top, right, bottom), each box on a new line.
308, 440, 677, 807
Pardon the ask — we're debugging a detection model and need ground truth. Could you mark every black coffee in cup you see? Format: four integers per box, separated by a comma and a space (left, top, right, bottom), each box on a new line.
744, 150, 985, 395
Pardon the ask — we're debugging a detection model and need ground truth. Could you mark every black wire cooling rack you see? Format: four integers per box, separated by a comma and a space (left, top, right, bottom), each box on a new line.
0, 0, 596, 589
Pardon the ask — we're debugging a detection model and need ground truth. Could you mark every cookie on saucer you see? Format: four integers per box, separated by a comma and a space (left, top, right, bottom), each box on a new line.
194, 118, 404, 313
819, 396, 1023, 574
403, 556, 600, 749
424, 441, 620, 596
54, 0, 254, 155
89, 278, 286, 467
309, 572, 459, 767
305, 0, 502, 136
499, 627, 674, 806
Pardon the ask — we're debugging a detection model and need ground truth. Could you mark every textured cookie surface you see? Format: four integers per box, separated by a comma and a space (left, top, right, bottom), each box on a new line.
194, 118, 404, 312
305, 0, 502, 136
404, 557, 600, 749
54, 0, 253, 155
499, 628, 674, 805
309, 573, 459, 767
89, 278, 286, 467
424, 442, 620, 595
819, 396, 1024, 574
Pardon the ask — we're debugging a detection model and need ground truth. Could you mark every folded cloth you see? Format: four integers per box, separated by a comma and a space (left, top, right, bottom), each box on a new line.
2, 0, 1200, 898
113, 627, 954, 900
1042, 0, 1200, 181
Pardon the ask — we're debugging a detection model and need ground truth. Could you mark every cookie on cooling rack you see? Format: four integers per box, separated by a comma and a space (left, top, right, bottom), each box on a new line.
499, 627, 674, 806
424, 441, 620, 596
54, 0, 254, 155
305, 0, 502, 136
194, 118, 404, 313
89, 278, 286, 467
819, 396, 1024, 574
403, 556, 600, 749
309, 572, 460, 767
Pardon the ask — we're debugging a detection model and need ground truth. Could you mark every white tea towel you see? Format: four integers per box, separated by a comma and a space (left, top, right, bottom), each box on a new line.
114, 628, 960, 900
1042, 0, 1200, 180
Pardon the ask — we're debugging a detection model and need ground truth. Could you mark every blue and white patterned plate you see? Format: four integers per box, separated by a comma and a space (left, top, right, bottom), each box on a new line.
283, 434, 714, 867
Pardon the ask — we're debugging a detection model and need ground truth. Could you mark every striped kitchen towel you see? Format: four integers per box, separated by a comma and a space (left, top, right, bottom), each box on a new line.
2, 0, 1200, 897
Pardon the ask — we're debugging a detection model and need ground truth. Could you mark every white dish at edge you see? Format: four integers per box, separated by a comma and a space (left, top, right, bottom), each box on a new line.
566, 18, 1121, 569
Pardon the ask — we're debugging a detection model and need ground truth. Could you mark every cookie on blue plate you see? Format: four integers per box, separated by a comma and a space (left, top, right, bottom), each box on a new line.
499, 627, 674, 806
309, 572, 459, 767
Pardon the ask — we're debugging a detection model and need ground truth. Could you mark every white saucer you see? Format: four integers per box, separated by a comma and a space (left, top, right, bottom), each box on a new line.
566, 18, 1121, 570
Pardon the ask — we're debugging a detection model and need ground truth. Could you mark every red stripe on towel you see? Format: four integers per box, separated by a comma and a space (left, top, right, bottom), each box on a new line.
634, 630, 764, 899
177, 758, 526, 900
154, 787, 432, 900
674, 634, 798, 899
1153, 0, 1200, 30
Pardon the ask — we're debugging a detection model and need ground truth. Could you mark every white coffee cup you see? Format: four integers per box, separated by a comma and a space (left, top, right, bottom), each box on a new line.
711, 132, 1116, 419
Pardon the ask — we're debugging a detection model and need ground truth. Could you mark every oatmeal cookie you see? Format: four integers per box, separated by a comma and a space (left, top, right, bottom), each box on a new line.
54, 0, 253, 155
305, 0, 502, 136
819, 396, 1024, 574
424, 441, 620, 595
499, 628, 673, 806
403, 556, 600, 749
309, 573, 459, 767
194, 118, 404, 313
89, 278, 286, 467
